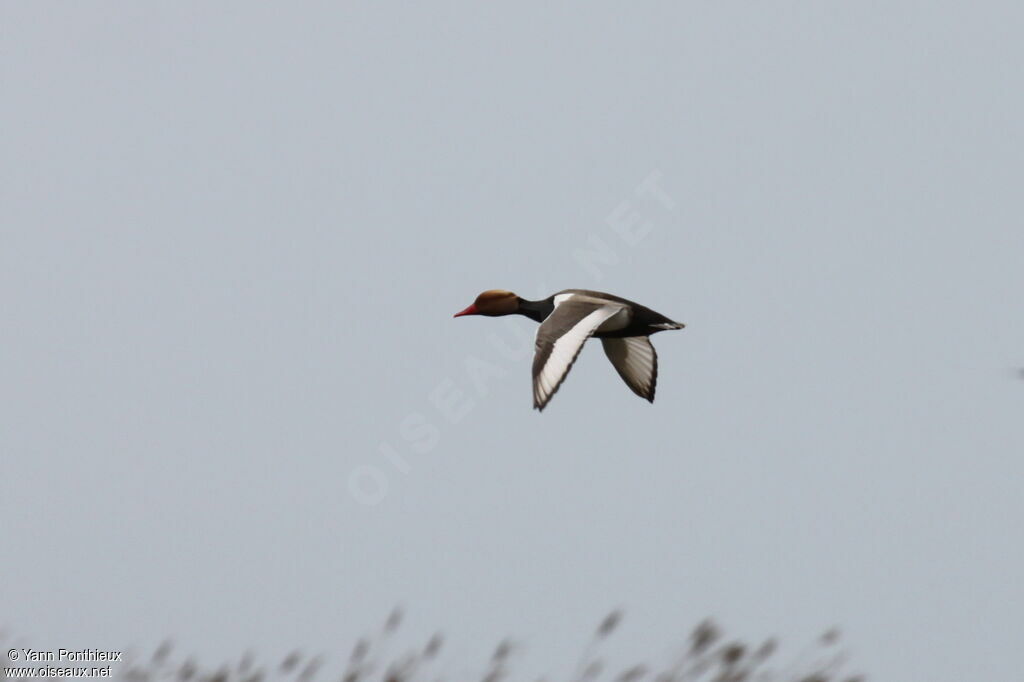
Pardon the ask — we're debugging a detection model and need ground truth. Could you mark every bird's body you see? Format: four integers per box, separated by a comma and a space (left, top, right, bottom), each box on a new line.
454, 289, 684, 410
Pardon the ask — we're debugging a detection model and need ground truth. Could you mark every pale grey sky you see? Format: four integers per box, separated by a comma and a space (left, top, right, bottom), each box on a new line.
2, 3, 1022, 681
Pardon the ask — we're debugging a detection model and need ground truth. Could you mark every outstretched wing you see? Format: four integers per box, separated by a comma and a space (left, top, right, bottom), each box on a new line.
601, 336, 658, 402
532, 301, 622, 410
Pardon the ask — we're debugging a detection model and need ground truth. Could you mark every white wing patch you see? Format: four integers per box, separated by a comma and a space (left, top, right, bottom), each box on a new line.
601, 336, 658, 402
533, 305, 620, 410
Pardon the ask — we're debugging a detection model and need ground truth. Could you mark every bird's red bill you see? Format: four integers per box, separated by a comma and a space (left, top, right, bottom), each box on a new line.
453, 304, 478, 317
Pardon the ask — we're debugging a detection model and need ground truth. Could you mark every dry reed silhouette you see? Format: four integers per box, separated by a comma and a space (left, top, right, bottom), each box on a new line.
1, 610, 864, 682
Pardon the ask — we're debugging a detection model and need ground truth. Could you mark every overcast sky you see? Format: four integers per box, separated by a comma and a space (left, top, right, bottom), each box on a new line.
3, 3, 1022, 681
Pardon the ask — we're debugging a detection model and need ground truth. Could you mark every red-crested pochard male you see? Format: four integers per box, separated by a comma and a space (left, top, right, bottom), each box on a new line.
454, 289, 684, 410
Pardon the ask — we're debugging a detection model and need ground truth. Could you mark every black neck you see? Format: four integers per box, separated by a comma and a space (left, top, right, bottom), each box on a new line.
516, 297, 554, 323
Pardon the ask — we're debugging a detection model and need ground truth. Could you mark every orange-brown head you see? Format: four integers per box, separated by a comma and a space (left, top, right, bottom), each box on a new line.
453, 290, 520, 317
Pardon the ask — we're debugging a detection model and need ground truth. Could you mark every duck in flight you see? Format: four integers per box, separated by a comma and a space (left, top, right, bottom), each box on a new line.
454, 289, 684, 410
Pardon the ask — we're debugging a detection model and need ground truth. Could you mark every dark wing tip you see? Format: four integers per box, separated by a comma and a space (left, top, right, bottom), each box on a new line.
535, 387, 556, 410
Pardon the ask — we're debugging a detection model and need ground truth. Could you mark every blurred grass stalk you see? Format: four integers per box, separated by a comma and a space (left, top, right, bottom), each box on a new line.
1, 610, 864, 682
